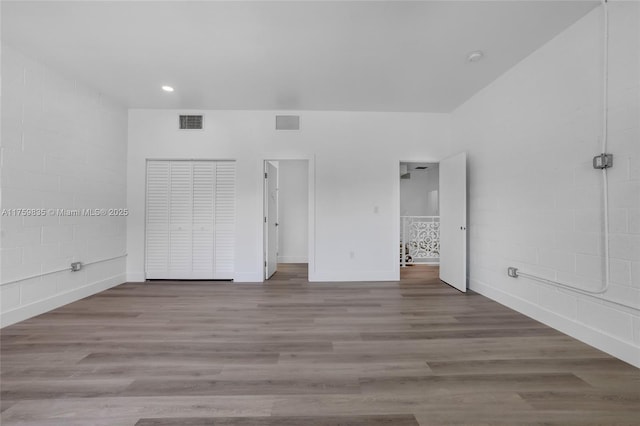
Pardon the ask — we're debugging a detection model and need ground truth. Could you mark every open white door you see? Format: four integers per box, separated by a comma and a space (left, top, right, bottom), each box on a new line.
439, 152, 467, 292
264, 161, 279, 279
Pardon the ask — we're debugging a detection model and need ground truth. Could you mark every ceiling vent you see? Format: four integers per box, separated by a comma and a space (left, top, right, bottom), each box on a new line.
276, 115, 300, 130
179, 115, 203, 130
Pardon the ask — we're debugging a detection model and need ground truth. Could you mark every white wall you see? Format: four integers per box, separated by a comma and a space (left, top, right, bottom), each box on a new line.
1, 45, 128, 326
452, 2, 640, 367
400, 167, 439, 216
127, 110, 451, 282
278, 160, 309, 263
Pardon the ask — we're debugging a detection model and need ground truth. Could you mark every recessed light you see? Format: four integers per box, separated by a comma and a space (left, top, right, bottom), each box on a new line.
162, 85, 174, 92
466, 51, 484, 63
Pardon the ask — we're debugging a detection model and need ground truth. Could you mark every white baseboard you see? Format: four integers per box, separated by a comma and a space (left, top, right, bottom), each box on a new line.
1, 274, 126, 328
129, 271, 264, 283
469, 278, 640, 368
127, 271, 145, 282
233, 272, 264, 283
277, 256, 308, 263
233, 270, 399, 282
311, 270, 398, 282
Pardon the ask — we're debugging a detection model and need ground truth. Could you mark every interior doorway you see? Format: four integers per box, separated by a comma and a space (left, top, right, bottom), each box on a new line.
264, 161, 279, 279
398, 154, 468, 292
263, 159, 310, 280
400, 264, 440, 282
399, 162, 441, 269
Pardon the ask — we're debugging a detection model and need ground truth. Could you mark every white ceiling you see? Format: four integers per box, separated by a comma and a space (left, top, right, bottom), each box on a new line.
2, 1, 599, 112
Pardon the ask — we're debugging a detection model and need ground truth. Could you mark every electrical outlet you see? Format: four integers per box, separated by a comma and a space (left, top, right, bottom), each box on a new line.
507, 267, 518, 278
71, 262, 82, 272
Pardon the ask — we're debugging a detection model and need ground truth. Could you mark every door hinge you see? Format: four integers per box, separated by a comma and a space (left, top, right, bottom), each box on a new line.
264, 261, 267, 267
264, 217, 267, 223
593, 153, 613, 169
265, 172, 268, 179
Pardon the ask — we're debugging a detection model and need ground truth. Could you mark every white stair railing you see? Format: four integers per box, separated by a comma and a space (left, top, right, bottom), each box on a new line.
401, 216, 440, 266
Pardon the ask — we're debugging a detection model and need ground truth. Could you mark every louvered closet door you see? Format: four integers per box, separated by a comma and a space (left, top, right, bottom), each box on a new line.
213, 162, 236, 279
192, 162, 215, 279
145, 161, 170, 279
145, 160, 236, 280
168, 161, 193, 279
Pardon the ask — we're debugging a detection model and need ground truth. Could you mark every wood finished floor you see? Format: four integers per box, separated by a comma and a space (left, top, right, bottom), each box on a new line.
1, 264, 639, 425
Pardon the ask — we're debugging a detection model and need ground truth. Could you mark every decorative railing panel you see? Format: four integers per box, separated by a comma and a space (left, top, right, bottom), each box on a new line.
401, 216, 440, 265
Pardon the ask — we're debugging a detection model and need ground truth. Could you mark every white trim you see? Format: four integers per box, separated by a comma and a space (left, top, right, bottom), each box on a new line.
145, 158, 237, 162
308, 156, 317, 282
263, 160, 280, 279
260, 156, 316, 282
1, 274, 125, 328
127, 272, 146, 282
394, 158, 441, 280
313, 270, 397, 282
470, 278, 640, 369
233, 272, 263, 283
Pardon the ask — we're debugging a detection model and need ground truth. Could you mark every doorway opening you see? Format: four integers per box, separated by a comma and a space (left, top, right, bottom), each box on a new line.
399, 162, 440, 278
397, 154, 468, 291
264, 159, 310, 281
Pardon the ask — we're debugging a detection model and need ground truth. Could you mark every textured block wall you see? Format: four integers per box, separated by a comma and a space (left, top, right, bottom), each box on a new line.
452, 2, 639, 365
1, 45, 128, 326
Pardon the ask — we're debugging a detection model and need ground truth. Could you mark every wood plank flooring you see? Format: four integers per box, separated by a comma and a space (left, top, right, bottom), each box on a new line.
1, 263, 639, 425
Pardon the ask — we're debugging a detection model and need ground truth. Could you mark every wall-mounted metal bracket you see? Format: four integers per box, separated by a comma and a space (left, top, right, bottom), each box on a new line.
593, 153, 613, 169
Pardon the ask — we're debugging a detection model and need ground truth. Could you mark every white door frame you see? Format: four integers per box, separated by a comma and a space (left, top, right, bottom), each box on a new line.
260, 156, 316, 281
393, 157, 441, 280
264, 161, 279, 279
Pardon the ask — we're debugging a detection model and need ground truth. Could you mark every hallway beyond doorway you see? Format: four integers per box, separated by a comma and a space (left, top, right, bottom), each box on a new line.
270, 264, 440, 283
400, 264, 439, 282
268, 263, 309, 282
